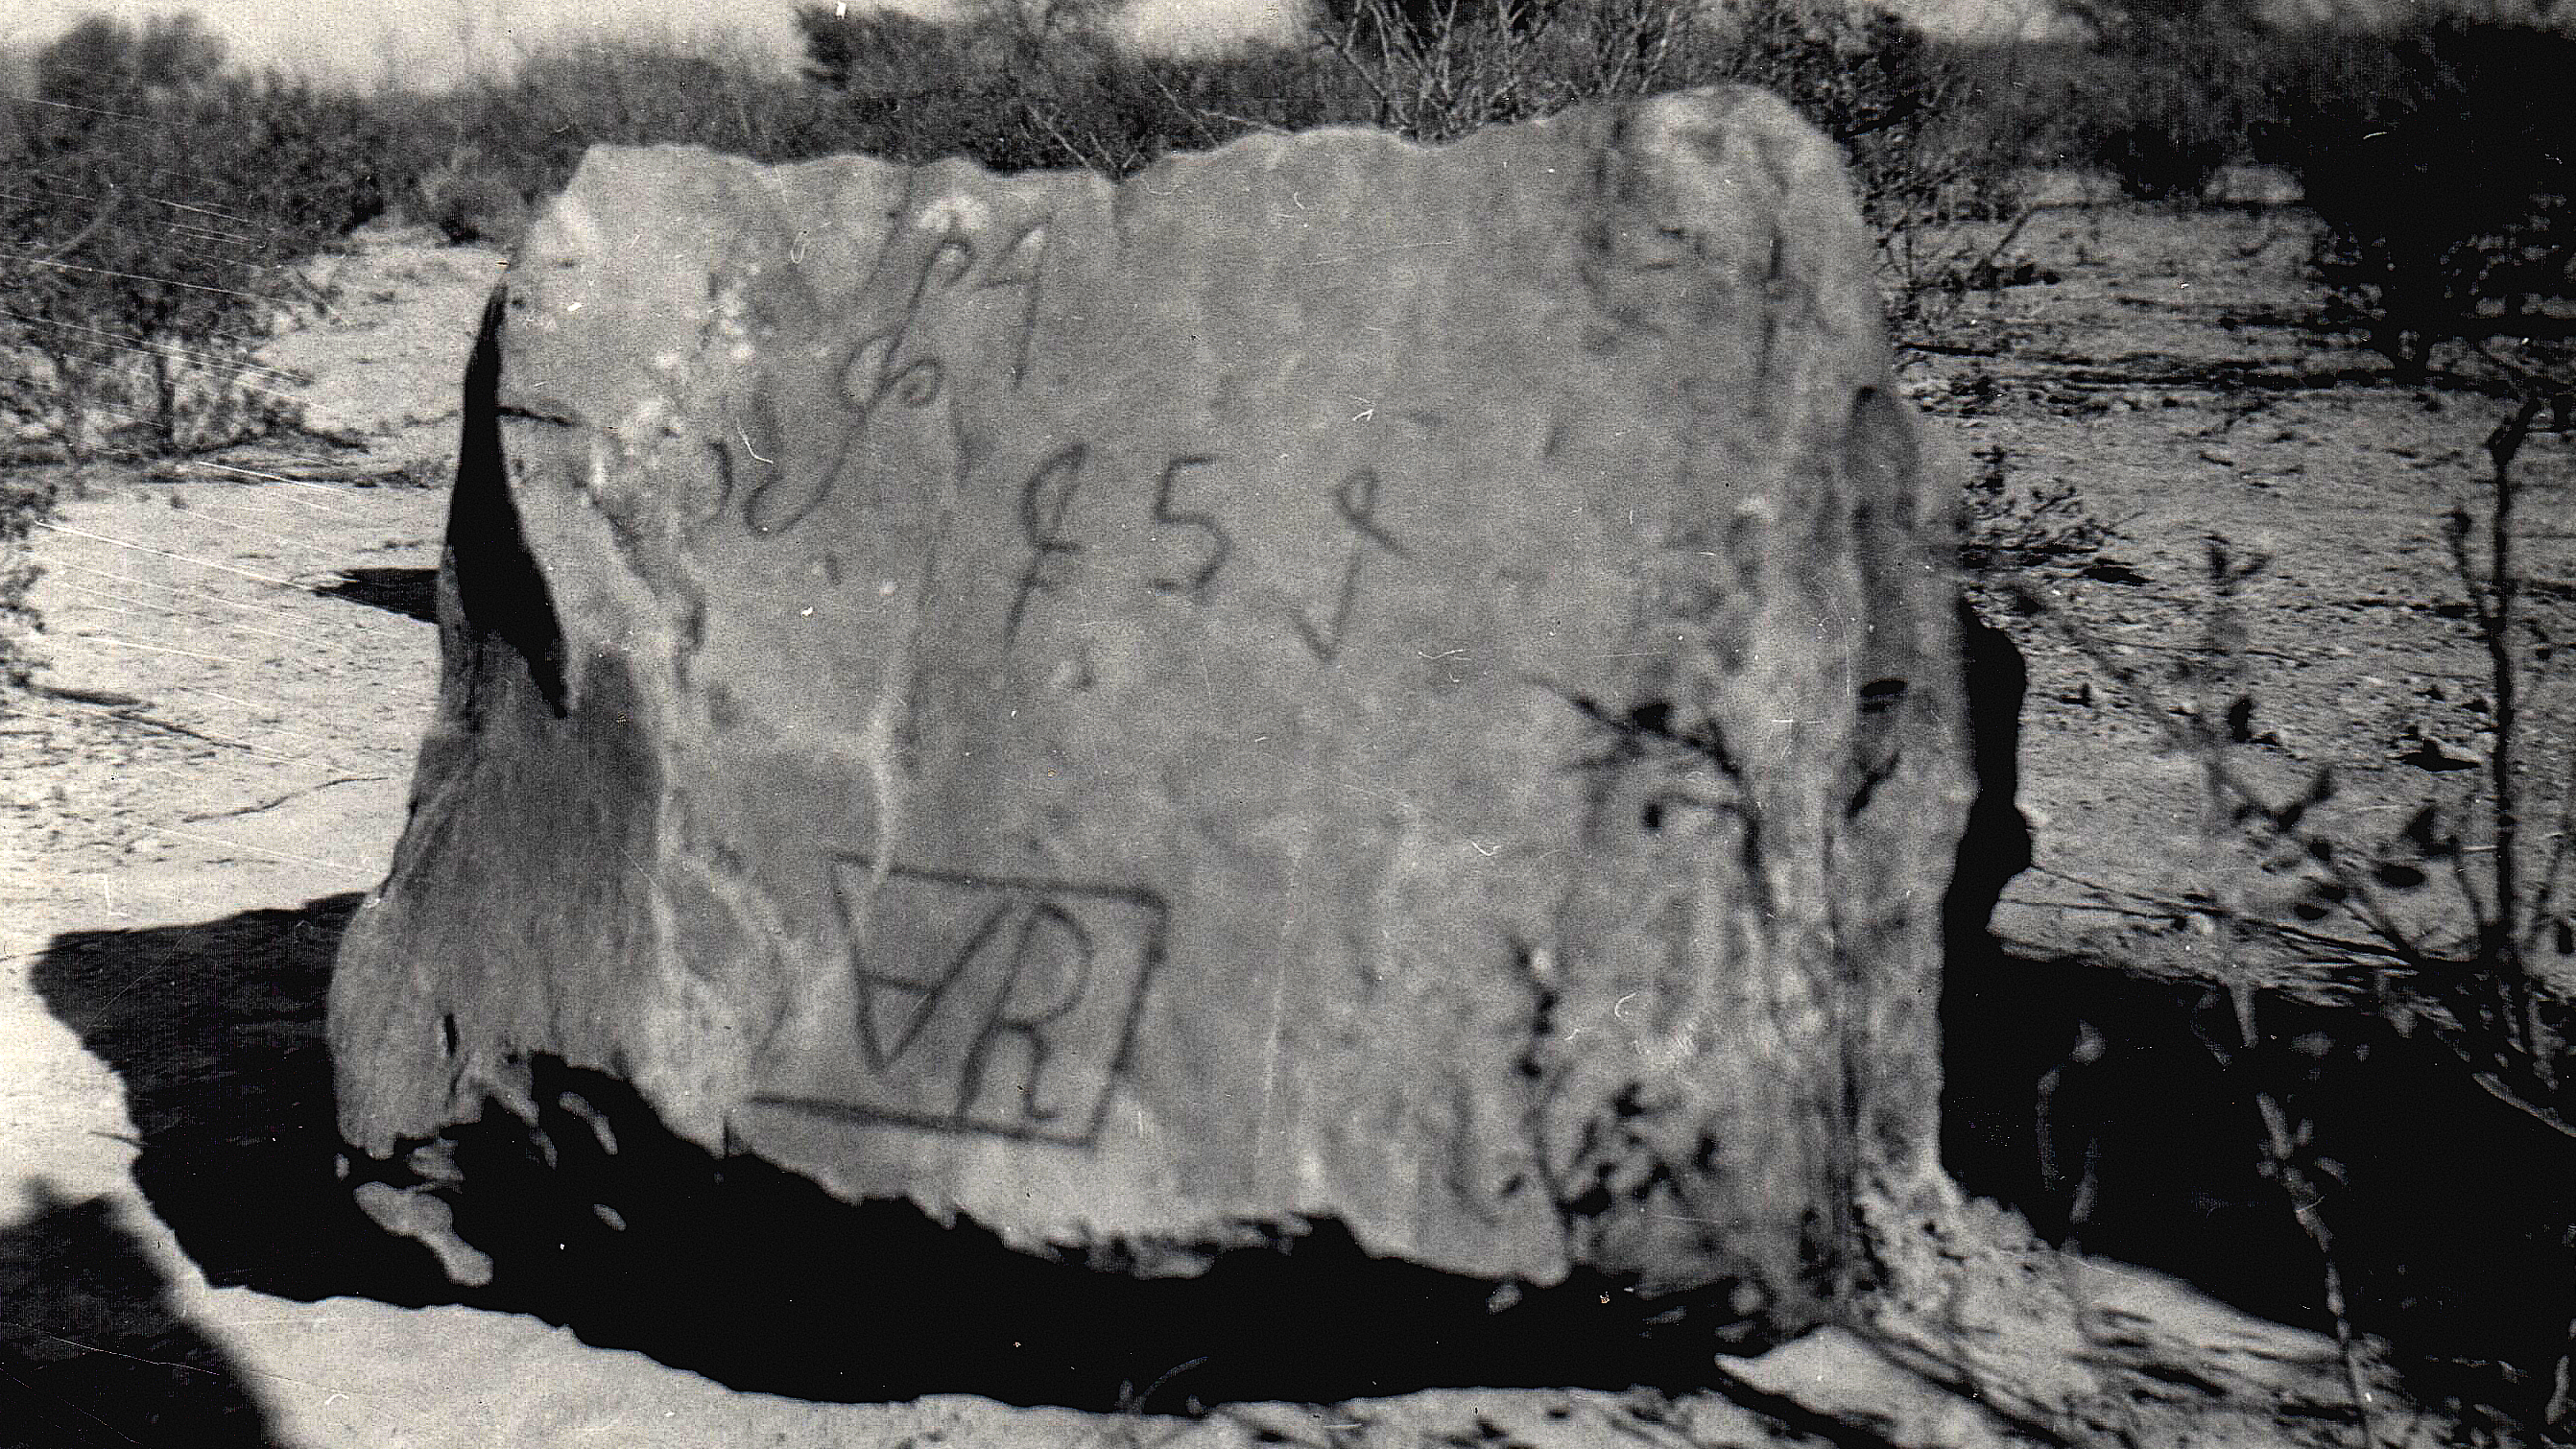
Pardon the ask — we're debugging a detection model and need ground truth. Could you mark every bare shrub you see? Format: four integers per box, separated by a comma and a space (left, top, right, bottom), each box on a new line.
451, 34, 857, 200
416, 158, 527, 249
2221, 393, 2573, 1437
1957, 441, 2118, 617
795, 0, 1348, 178
2072, 65, 2243, 204
2262, 16, 2576, 383
1313, 0, 1578, 143
33, 12, 227, 102
2048, 0, 2272, 203
0, 469, 53, 688
1997, 382, 2576, 1434
2, 26, 394, 465
0, 15, 414, 694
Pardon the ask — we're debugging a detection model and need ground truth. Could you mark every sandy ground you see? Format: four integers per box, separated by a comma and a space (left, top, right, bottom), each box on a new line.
1932, 205, 2576, 986
2, 200, 2568, 1445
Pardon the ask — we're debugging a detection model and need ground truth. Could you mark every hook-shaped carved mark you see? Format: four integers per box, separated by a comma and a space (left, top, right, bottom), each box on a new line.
1005, 443, 1088, 643
1292, 466, 1410, 662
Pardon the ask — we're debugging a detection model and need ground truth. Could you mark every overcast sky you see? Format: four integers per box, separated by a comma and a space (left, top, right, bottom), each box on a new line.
1, 0, 2094, 90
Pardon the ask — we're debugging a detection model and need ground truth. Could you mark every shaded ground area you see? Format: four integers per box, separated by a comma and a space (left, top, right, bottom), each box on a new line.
310, 566, 439, 624
0, 1185, 278, 1449
1941, 940, 2576, 1427
30, 886, 2569, 1427
28, 899, 457, 1312
30, 903, 1797, 1411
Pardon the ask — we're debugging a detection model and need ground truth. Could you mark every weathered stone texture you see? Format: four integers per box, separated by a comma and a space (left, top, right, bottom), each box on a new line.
329, 84, 1972, 1324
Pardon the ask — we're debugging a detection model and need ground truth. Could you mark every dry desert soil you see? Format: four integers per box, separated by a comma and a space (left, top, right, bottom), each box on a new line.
3, 189, 2572, 1445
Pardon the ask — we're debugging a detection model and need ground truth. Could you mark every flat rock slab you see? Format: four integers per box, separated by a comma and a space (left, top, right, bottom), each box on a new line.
330, 85, 1970, 1326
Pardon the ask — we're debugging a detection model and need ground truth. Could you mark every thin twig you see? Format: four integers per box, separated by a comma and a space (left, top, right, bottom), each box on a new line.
2015, 864, 2421, 965
2024, 588, 2454, 976
2213, 982, 2380, 1449
2469, 1070, 2576, 1141
2477, 395, 2549, 1077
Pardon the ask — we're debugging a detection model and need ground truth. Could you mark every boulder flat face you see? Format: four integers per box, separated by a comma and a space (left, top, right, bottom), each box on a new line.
329, 86, 1971, 1326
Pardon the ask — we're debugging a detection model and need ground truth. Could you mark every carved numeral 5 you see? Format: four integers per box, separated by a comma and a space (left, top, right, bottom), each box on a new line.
1148, 454, 1231, 604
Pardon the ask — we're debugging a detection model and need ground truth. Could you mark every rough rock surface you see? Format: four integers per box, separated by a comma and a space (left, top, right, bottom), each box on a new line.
328, 84, 1972, 1329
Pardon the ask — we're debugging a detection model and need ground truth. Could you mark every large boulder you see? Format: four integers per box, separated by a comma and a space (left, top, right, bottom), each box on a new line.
329, 84, 1972, 1333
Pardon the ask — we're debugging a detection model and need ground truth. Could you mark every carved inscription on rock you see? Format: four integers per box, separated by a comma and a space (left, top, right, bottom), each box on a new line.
755, 858, 1168, 1145
730, 213, 1050, 538
1291, 466, 1410, 662
330, 94, 1957, 1307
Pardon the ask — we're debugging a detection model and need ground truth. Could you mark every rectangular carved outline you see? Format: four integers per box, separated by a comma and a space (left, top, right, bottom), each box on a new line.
752, 858, 1168, 1147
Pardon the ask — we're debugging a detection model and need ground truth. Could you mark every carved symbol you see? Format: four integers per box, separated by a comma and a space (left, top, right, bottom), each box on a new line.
740, 224, 974, 536
919, 232, 976, 296
855, 897, 1093, 1125
1329, 464, 1407, 556
1147, 454, 1231, 603
972, 221, 1050, 387
1291, 466, 1409, 662
842, 330, 946, 414
755, 858, 1168, 1145
1005, 443, 1087, 643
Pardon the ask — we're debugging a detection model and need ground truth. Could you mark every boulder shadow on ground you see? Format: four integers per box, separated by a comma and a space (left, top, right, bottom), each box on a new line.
31, 898, 464, 1314
60, 891, 2563, 1418
310, 567, 439, 624
30, 901, 1760, 1410
1944, 600, 2573, 1427
0, 1181, 281, 1448
1941, 940, 2576, 1428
